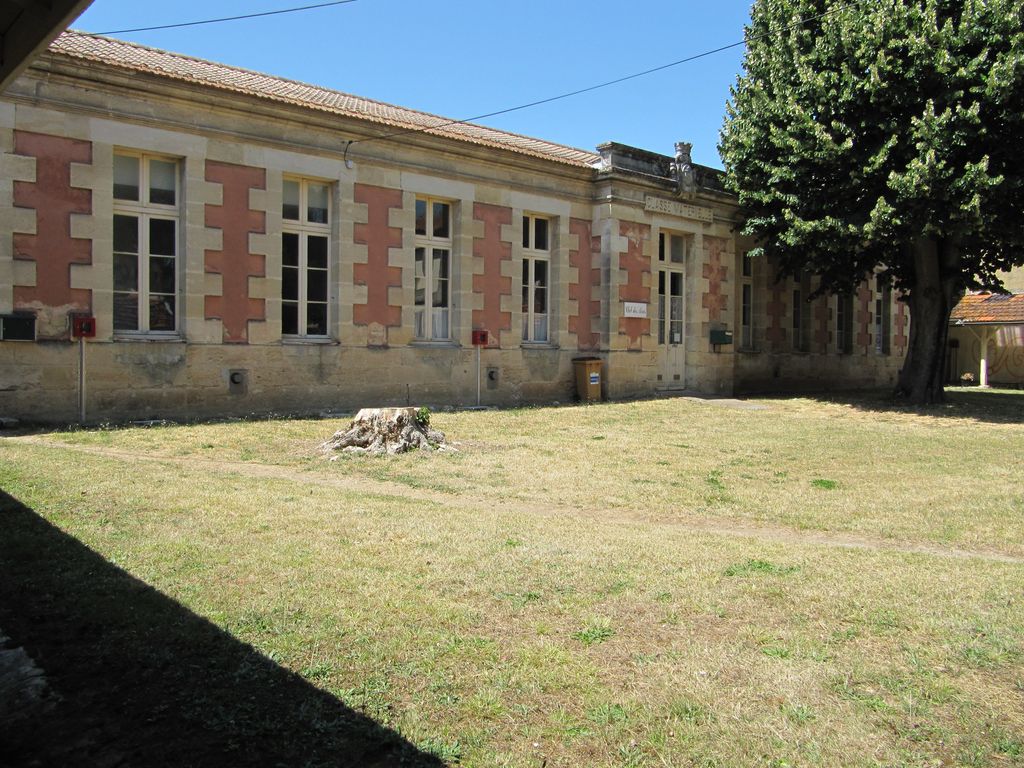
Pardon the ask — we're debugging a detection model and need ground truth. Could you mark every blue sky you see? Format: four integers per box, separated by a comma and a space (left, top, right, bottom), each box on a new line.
73, 1, 753, 168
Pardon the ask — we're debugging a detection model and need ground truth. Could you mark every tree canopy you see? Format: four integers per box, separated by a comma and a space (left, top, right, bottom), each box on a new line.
720, 0, 1024, 401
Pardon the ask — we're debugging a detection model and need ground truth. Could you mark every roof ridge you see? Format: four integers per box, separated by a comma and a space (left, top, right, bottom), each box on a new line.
50, 30, 601, 166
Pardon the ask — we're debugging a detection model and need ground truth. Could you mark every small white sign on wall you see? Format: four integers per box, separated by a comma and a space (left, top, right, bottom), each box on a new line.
624, 302, 648, 318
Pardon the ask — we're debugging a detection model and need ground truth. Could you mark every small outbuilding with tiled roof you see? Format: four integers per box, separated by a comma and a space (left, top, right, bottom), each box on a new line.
948, 290, 1024, 387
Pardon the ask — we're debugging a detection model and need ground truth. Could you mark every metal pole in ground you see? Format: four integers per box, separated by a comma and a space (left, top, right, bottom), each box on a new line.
476, 343, 481, 406
78, 335, 86, 423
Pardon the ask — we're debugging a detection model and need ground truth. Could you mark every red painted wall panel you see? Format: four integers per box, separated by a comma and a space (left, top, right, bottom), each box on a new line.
568, 218, 600, 351
471, 202, 511, 348
352, 184, 403, 331
12, 131, 93, 337
618, 221, 650, 349
702, 236, 729, 324
204, 161, 266, 344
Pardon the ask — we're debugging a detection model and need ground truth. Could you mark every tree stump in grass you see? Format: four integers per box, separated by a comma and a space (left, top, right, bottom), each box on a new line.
321, 407, 453, 456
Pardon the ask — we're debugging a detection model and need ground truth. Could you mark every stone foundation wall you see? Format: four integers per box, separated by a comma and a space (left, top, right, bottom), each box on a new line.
0, 341, 591, 423
734, 351, 903, 394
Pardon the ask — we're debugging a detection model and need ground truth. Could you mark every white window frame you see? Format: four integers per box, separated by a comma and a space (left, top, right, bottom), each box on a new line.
656, 269, 686, 346
522, 214, 551, 343
281, 177, 331, 338
655, 231, 688, 347
112, 151, 180, 335
414, 197, 453, 341
836, 293, 854, 354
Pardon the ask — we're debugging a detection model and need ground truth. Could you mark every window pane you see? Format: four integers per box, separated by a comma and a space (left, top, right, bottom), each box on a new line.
659, 270, 665, 294
415, 248, 426, 307
113, 155, 139, 201
307, 183, 329, 224
534, 314, 548, 342
282, 266, 298, 301
433, 202, 450, 238
432, 248, 449, 279
742, 255, 752, 278
113, 292, 139, 331
522, 259, 530, 339
522, 217, 531, 248
283, 180, 300, 220
414, 308, 425, 338
658, 232, 665, 262
306, 303, 327, 335
307, 235, 328, 269
282, 232, 299, 267
282, 302, 298, 335
307, 268, 327, 303
432, 308, 449, 339
432, 275, 448, 308
149, 218, 176, 256
149, 294, 175, 331
658, 295, 666, 344
670, 235, 685, 263
534, 259, 548, 289
415, 246, 427, 277
149, 256, 175, 294
670, 294, 682, 324
534, 218, 548, 251
149, 159, 176, 205
415, 199, 427, 236
534, 285, 546, 315
114, 254, 138, 292
670, 272, 683, 297
113, 214, 138, 254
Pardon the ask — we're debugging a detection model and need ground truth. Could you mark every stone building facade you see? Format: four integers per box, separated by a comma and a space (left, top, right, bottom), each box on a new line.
0, 32, 906, 423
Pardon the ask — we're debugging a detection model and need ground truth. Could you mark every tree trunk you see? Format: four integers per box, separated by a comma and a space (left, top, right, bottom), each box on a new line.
895, 238, 962, 404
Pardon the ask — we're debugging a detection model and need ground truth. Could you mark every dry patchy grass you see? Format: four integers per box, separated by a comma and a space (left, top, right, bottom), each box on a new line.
2, 389, 1022, 766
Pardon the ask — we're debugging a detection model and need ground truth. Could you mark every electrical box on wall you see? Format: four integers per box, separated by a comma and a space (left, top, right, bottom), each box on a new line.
710, 329, 733, 346
71, 315, 96, 338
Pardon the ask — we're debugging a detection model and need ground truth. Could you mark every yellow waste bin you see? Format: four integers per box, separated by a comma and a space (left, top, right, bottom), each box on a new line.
573, 357, 603, 402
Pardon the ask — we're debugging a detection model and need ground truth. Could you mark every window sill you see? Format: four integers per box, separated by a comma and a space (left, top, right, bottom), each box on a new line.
520, 342, 559, 351
410, 339, 459, 349
282, 336, 337, 346
113, 334, 184, 343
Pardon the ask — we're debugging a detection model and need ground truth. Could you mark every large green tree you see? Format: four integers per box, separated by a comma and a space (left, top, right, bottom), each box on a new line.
720, 0, 1024, 402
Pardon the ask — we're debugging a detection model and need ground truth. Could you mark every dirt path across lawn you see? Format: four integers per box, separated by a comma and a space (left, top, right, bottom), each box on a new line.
10, 436, 1024, 565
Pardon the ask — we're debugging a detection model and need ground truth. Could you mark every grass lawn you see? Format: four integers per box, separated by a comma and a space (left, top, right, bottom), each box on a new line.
1, 388, 1022, 766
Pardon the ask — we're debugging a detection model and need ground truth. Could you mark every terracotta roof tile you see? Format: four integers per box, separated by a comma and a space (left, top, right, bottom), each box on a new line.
950, 293, 1024, 325
47, 31, 602, 168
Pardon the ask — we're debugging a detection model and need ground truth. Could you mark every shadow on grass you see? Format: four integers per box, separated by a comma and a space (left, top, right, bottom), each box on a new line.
0, 490, 446, 768
791, 386, 1024, 425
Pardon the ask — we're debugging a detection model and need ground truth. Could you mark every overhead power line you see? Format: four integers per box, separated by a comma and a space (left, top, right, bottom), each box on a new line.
345, 0, 856, 156
94, 0, 359, 35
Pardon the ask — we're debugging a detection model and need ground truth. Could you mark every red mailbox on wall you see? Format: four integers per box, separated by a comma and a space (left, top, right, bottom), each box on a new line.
471, 329, 489, 346
72, 315, 96, 338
